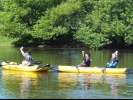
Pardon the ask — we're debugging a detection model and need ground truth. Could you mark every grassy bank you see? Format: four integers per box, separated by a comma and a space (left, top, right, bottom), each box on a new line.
0, 36, 17, 46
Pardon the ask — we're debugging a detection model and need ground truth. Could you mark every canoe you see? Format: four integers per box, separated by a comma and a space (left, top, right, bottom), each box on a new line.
50, 65, 133, 74
1, 61, 50, 72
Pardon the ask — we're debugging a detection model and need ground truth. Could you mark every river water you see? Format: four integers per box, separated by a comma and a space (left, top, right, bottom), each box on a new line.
0, 47, 133, 99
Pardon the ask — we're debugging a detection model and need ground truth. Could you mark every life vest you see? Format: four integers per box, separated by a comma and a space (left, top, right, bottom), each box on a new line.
83, 57, 92, 67
107, 57, 119, 68
23, 55, 34, 63
29, 55, 34, 62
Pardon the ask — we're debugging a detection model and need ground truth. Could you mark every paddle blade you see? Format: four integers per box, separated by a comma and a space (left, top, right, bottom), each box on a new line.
101, 66, 107, 73
2, 59, 10, 63
76, 66, 80, 73
1, 60, 10, 65
37, 64, 50, 69
34, 61, 42, 64
101, 69, 105, 73
50, 65, 58, 69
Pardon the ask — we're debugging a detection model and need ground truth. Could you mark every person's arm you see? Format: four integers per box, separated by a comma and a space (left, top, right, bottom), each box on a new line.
82, 51, 85, 62
114, 50, 119, 62
82, 51, 84, 57
106, 58, 112, 67
20, 47, 29, 60
115, 50, 118, 56
106, 60, 112, 67
20, 47, 25, 57
107, 58, 118, 68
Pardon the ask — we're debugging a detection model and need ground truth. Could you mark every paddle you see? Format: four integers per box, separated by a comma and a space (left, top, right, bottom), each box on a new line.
37, 64, 50, 69
2, 59, 10, 63
1, 59, 11, 66
34, 61, 42, 64
76, 65, 80, 73
101, 66, 107, 73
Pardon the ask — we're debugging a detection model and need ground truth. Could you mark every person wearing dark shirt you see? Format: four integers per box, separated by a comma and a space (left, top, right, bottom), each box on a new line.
78, 51, 92, 67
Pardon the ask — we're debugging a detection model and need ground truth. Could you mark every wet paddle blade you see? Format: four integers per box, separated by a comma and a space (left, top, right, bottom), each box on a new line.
34, 61, 42, 64
37, 64, 50, 69
101, 65, 107, 73
76, 66, 80, 73
101, 69, 105, 73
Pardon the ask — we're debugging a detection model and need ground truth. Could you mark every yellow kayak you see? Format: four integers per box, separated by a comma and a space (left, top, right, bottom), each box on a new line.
1, 61, 50, 72
50, 65, 133, 74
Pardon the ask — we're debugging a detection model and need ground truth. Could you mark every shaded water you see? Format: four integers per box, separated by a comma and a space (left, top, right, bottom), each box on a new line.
0, 47, 133, 99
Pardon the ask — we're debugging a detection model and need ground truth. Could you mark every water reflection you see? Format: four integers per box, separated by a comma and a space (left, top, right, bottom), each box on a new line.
57, 73, 126, 98
105, 74, 126, 98
1, 47, 133, 99
1, 70, 49, 99
20, 72, 37, 99
1, 69, 128, 99
78, 74, 91, 90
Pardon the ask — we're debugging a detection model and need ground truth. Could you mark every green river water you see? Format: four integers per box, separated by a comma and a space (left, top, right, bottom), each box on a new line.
0, 47, 133, 99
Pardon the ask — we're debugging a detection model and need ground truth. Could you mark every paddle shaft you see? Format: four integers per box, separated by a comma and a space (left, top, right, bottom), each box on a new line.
76, 66, 80, 73
37, 64, 50, 69
102, 65, 107, 73
34, 61, 42, 64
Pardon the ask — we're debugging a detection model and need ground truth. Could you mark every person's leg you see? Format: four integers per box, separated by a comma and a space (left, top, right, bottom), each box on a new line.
22, 61, 28, 66
79, 62, 85, 67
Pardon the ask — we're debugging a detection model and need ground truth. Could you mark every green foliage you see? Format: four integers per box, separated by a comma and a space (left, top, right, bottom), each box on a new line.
0, 0, 133, 48
74, 0, 133, 48
74, 27, 108, 49
0, 35, 17, 46
32, 0, 82, 40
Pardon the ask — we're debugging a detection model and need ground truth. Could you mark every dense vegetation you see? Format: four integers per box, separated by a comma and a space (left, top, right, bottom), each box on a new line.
0, 0, 133, 49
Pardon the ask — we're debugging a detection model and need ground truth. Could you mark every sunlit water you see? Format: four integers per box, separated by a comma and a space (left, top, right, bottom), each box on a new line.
0, 47, 133, 99
0, 69, 133, 99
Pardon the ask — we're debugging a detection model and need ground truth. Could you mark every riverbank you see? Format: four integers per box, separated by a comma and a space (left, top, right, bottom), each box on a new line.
0, 36, 17, 46
0, 35, 88, 48
0, 36, 132, 49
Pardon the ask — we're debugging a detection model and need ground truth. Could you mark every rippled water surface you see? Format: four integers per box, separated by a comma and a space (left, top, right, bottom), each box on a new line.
0, 47, 133, 99
0, 69, 133, 99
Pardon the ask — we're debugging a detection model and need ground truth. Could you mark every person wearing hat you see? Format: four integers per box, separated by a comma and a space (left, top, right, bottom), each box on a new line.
20, 46, 34, 66
78, 51, 92, 67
